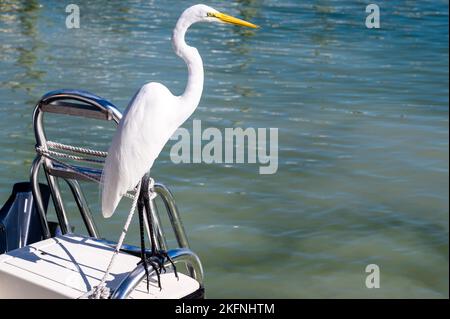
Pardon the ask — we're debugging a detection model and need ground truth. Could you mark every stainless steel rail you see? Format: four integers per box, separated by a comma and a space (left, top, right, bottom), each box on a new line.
65, 179, 99, 238
154, 184, 190, 249
110, 248, 204, 299
31, 90, 122, 237
30, 155, 51, 239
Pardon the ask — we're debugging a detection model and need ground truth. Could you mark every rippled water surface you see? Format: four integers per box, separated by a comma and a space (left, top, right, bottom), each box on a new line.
0, 0, 448, 298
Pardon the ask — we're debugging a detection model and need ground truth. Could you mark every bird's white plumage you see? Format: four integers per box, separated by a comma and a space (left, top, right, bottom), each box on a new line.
101, 5, 213, 218
102, 83, 179, 217
101, 4, 255, 217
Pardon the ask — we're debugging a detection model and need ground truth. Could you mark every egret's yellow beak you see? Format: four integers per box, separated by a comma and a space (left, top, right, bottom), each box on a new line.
208, 12, 258, 28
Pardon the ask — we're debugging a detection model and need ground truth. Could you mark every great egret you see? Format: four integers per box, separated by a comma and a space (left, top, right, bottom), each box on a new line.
100, 4, 257, 288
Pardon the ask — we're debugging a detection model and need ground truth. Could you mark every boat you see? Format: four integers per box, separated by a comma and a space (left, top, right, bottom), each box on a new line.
0, 90, 204, 299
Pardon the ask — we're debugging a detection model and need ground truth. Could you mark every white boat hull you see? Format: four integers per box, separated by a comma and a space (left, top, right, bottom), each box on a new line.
0, 234, 200, 299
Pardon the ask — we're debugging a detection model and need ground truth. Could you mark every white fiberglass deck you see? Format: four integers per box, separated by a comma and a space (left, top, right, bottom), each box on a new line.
0, 234, 199, 299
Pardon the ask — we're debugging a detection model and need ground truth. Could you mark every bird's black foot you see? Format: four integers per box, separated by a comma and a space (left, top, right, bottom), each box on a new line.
152, 250, 179, 279
138, 251, 178, 290
158, 250, 179, 280
138, 257, 161, 291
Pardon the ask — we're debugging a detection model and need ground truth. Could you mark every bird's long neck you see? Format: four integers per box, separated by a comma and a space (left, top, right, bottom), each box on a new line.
172, 20, 204, 112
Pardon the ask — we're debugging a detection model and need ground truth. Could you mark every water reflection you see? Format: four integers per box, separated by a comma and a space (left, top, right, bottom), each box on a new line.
234, 0, 259, 38
227, 0, 260, 104
310, 1, 336, 50
1, 0, 45, 94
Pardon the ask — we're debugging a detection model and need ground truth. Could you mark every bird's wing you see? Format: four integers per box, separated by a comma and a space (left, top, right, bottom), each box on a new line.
101, 82, 177, 218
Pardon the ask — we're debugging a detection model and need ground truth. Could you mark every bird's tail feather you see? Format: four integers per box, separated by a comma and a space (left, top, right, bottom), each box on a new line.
101, 155, 122, 218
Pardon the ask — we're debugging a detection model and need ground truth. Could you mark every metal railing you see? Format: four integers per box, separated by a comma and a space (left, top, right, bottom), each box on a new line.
111, 248, 203, 299
29, 90, 204, 297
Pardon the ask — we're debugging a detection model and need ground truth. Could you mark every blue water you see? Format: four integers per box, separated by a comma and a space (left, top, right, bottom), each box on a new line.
0, 0, 448, 298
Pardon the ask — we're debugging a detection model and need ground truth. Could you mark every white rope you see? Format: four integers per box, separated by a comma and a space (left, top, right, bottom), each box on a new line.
36, 146, 137, 200
88, 178, 156, 299
47, 141, 108, 158
89, 181, 142, 299
37, 147, 104, 164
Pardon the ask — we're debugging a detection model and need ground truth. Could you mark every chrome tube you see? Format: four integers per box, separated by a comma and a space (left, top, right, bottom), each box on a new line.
153, 183, 190, 249
65, 179, 99, 238
33, 101, 71, 235
38, 90, 122, 123
149, 197, 168, 251
44, 173, 71, 234
30, 155, 51, 239
110, 248, 204, 299
153, 184, 196, 277
31, 91, 123, 236
32, 102, 46, 154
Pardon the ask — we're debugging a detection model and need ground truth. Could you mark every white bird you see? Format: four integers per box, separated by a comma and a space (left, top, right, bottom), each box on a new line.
101, 4, 257, 218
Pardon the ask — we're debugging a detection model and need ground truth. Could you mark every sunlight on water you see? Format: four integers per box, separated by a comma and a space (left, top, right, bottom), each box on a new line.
0, 0, 448, 298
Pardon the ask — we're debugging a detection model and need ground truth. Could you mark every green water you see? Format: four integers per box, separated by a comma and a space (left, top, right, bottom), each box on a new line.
0, 0, 448, 298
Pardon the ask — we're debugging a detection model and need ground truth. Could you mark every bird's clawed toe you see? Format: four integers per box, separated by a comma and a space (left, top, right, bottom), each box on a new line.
140, 251, 178, 291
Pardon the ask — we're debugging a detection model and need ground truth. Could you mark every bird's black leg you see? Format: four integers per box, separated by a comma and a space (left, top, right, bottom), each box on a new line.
142, 176, 179, 288
137, 181, 150, 292
142, 178, 158, 257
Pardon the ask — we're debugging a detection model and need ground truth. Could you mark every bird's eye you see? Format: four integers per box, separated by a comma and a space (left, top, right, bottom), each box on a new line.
206, 12, 215, 17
